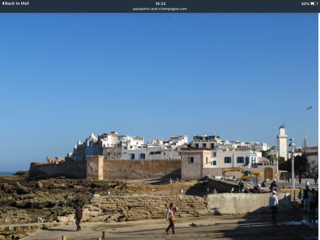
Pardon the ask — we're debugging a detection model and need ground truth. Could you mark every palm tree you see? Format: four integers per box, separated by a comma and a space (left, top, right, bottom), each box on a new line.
268, 154, 276, 165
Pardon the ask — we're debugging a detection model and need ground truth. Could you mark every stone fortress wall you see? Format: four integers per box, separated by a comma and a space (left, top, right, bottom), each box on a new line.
29, 161, 87, 179
86, 155, 181, 180
30, 155, 181, 180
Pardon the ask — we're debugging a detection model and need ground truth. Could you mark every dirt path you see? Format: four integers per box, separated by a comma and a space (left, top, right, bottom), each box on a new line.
24, 211, 318, 240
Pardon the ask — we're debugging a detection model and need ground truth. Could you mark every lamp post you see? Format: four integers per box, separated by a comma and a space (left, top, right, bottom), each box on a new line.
289, 140, 296, 204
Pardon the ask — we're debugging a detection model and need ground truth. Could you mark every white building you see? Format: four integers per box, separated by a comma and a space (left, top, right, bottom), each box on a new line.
277, 125, 288, 160
121, 136, 186, 160
206, 148, 261, 169
250, 142, 268, 151
192, 135, 220, 149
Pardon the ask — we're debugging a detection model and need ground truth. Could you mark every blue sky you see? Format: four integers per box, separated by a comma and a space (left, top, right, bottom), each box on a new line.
0, 14, 318, 171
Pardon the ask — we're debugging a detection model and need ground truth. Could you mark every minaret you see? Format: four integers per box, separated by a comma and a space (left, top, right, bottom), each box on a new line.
277, 125, 288, 160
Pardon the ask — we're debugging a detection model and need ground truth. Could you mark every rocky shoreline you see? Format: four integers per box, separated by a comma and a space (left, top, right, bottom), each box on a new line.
0, 172, 165, 239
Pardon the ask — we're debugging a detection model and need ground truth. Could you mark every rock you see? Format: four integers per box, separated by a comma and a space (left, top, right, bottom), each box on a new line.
106, 218, 112, 223
1, 183, 15, 193
17, 186, 30, 195
35, 182, 43, 189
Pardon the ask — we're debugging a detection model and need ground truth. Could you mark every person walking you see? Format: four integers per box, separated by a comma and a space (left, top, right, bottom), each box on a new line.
166, 203, 178, 234
299, 175, 302, 185
308, 189, 317, 217
74, 203, 83, 231
314, 174, 318, 185
270, 191, 279, 222
303, 185, 311, 212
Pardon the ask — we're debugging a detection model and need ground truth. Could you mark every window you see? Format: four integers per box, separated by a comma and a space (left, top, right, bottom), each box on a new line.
211, 143, 214, 149
206, 157, 208, 163
113, 153, 115, 157
118, 153, 121, 158
212, 152, 216, 157
224, 157, 231, 163
237, 157, 244, 163
139, 153, 145, 159
189, 157, 194, 164
203, 143, 206, 148
130, 154, 135, 160
211, 160, 216, 166
195, 144, 199, 148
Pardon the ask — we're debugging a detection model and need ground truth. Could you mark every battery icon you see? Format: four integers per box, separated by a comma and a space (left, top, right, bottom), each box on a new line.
310, 1, 318, 5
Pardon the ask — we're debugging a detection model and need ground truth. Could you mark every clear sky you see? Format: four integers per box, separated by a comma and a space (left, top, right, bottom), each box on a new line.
0, 14, 318, 172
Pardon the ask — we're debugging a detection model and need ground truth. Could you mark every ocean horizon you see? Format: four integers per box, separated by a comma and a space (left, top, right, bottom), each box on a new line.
0, 172, 15, 175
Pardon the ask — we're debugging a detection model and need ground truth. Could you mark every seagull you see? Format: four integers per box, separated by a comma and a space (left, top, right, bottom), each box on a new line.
180, 189, 183, 194
4, 220, 7, 223
231, 187, 234, 192
207, 187, 210, 192
14, 219, 17, 222
307, 106, 312, 110
108, 191, 111, 195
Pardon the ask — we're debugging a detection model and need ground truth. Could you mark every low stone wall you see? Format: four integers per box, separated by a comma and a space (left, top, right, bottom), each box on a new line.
82, 195, 209, 222
207, 192, 291, 215
29, 161, 87, 178
67, 192, 292, 223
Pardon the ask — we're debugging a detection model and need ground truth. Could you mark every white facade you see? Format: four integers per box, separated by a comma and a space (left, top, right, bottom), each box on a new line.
277, 125, 288, 160
206, 148, 254, 169
250, 142, 268, 151
170, 135, 188, 146
192, 135, 220, 149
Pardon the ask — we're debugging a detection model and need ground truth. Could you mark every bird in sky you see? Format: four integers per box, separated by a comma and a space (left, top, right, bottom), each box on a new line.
307, 106, 312, 110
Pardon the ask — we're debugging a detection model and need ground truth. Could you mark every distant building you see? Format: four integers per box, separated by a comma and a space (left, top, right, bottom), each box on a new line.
303, 146, 318, 173
192, 135, 220, 149
72, 132, 186, 161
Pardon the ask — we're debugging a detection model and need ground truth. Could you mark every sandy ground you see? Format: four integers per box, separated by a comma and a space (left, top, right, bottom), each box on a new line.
24, 209, 318, 240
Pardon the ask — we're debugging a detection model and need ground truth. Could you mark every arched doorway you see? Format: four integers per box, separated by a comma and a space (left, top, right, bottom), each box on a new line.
264, 167, 273, 180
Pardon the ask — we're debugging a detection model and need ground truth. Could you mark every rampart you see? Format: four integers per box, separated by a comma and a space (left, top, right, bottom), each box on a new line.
30, 156, 181, 180
103, 158, 181, 180
29, 161, 87, 178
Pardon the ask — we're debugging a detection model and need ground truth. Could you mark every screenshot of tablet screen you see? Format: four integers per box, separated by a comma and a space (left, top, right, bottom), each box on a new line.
0, 1, 318, 239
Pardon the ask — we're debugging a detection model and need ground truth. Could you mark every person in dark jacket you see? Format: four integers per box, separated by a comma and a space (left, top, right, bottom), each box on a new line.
270, 180, 279, 192
74, 203, 83, 231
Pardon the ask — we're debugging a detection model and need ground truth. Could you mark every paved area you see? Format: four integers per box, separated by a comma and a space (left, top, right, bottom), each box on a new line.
24, 210, 318, 240
277, 178, 318, 190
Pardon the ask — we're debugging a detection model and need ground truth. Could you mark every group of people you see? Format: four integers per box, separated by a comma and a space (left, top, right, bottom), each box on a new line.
237, 179, 280, 193
301, 185, 318, 217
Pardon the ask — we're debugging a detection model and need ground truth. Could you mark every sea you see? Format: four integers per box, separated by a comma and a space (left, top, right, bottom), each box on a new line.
0, 172, 15, 175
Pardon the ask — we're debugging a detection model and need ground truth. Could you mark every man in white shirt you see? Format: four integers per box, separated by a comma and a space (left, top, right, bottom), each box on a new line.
269, 191, 279, 222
